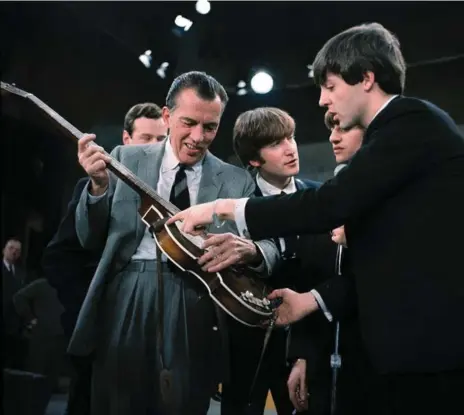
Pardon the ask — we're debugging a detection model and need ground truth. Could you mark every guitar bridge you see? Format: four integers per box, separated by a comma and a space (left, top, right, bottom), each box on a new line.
240, 290, 271, 311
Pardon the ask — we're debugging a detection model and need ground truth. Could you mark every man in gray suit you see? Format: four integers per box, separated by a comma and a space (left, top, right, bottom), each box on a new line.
70, 71, 280, 415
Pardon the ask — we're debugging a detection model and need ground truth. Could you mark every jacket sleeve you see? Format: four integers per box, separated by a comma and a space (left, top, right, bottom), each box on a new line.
244, 109, 461, 240
243, 173, 281, 276
75, 146, 122, 251
13, 279, 46, 323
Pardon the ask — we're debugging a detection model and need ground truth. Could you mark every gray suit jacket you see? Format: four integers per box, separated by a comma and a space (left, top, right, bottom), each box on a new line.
69, 141, 279, 355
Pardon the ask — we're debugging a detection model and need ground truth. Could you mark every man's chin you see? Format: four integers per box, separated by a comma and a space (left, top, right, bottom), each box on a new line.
286, 166, 300, 177
179, 152, 204, 166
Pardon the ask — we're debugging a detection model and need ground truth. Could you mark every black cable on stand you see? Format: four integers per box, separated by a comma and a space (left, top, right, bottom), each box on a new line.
330, 244, 344, 415
245, 298, 282, 413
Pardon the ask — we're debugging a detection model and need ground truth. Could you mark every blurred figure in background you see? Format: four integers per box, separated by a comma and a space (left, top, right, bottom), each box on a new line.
3, 237, 28, 369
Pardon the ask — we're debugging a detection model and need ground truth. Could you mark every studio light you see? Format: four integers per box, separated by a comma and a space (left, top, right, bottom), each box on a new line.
157, 62, 170, 79
195, 0, 211, 15
307, 64, 314, 78
175, 15, 193, 32
139, 50, 152, 68
250, 71, 273, 94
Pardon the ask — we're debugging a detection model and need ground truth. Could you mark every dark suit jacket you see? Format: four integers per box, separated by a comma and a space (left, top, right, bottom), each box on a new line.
42, 177, 101, 339
3, 263, 26, 335
13, 278, 65, 337
244, 96, 464, 374
223, 176, 321, 406
254, 177, 321, 288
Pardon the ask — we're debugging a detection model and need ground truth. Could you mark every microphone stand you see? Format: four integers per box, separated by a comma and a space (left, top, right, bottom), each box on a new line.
330, 244, 344, 415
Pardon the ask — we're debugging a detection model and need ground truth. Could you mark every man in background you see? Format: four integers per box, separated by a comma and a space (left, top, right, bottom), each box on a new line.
3, 237, 28, 369
220, 107, 319, 415
286, 112, 368, 414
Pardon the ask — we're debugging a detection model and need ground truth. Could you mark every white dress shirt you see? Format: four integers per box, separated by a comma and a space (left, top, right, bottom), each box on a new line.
132, 138, 203, 260
256, 173, 297, 254
3, 259, 15, 274
89, 138, 203, 260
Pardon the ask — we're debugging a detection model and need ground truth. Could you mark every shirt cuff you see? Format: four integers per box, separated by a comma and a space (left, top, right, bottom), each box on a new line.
88, 190, 107, 204
234, 198, 250, 238
310, 289, 333, 322
249, 242, 268, 275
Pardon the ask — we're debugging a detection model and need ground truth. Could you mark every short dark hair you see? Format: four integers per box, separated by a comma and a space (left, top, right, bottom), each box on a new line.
165, 71, 229, 110
124, 103, 162, 136
324, 110, 365, 133
233, 107, 296, 167
324, 111, 338, 131
313, 23, 406, 95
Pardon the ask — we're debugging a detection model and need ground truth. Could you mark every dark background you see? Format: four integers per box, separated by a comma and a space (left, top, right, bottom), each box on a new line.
1, 1, 463, 269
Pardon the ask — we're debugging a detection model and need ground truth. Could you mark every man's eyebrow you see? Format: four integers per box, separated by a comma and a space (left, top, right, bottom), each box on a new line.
180, 116, 197, 123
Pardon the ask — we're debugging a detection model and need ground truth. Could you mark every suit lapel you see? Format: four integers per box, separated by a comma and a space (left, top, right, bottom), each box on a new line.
197, 152, 223, 204
134, 142, 166, 245
295, 178, 307, 191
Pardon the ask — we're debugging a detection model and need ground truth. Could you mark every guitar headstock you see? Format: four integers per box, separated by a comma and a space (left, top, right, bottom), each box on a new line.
1, 81, 32, 99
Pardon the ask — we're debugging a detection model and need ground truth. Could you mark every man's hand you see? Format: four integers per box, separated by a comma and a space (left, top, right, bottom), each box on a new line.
331, 226, 347, 247
288, 359, 308, 412
166, 199, 237, 235
267, 289, 319, 325
77, 134, 111, 195
198, 233, 261, 273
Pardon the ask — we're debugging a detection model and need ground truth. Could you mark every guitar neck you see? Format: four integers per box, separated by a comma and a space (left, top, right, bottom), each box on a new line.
1, 81, 180, 216
106, 159, 180, 215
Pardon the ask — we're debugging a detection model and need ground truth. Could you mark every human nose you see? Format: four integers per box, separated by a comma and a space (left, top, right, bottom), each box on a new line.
189, 124, 205, 142
283, 138, 296, 154
329, 130, 341, 144
319, 89, 330, 108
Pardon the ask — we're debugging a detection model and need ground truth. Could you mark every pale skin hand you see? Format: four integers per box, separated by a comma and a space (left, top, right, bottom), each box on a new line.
288, 359, 308, 412
331, 225, 347, 247
77, 134, 112, 196
198, 233, 260, 273
166, 199, 237, 235
267, 289, 319, 326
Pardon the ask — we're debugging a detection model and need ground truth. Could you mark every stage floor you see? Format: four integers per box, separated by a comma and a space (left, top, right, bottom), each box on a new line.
45, 393, 278, 415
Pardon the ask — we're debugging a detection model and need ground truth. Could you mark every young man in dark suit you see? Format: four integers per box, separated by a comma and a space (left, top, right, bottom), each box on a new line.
287, 112, 368, 415
169, 23, 464, 415
220, 107, 319, 415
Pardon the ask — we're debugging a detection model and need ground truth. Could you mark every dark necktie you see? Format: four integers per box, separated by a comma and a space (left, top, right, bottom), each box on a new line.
169, 165, 190, 211
280, 191, 298, 260
167, 165, 190, 274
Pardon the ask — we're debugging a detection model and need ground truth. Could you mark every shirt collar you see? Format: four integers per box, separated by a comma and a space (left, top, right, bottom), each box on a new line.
161, 137, 203, 175
334, 163, 348, 176
3, 259, 13, 272
369, 95, 398, 125
256, 173, 297, 196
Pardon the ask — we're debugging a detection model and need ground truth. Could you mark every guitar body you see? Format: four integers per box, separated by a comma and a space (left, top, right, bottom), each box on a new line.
139, 196, 274, 327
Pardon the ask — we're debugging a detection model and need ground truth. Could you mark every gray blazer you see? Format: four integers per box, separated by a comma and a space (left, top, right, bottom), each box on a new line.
69, 141, 280, 355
